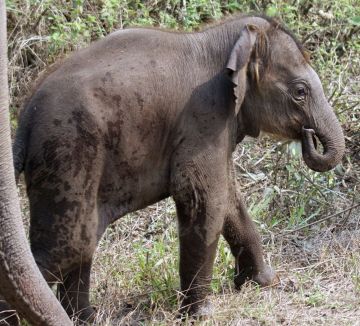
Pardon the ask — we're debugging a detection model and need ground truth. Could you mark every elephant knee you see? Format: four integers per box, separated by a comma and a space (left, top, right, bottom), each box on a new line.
31, 249, 61, 283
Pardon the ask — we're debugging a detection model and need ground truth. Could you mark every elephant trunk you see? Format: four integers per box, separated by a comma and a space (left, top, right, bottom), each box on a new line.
301, 106, 345, 172
0, 2, 72, 325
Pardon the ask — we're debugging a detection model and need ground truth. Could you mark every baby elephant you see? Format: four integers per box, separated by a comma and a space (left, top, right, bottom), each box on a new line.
8, 14, 344, 323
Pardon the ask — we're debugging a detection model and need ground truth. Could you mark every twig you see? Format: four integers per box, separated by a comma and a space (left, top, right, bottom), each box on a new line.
299, 170, 327, 200
327, 86, 338, 103
284, 203, 360, 234
31, 7, 48, 32
337, 101, 360, 115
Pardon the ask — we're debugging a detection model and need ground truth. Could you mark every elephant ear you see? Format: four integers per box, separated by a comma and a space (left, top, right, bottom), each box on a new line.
226, 25, 258, 114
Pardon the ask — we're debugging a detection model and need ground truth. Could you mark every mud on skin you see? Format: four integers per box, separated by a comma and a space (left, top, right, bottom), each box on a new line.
5, 13, 345, 323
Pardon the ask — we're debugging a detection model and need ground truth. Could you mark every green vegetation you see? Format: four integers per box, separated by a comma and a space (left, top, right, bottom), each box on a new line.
5, 0, 359, 324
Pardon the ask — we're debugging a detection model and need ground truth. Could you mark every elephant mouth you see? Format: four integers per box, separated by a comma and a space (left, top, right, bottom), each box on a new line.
259, 130, 293, 142
303, 127, 318, 150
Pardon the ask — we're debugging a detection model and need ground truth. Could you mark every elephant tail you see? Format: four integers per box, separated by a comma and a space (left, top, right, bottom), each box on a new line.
12, 109, 31, 183
13, 133, 27, 183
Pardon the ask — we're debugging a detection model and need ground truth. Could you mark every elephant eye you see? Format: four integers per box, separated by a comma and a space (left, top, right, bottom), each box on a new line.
297, 88, 306, 96
293, 85, 308, 101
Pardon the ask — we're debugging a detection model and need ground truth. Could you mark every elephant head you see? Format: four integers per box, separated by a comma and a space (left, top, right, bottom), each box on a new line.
0, 2, 71, 325
227, 21, 345, 172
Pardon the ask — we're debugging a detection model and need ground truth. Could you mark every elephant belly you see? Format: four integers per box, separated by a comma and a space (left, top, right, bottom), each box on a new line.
97, 156, 171, 229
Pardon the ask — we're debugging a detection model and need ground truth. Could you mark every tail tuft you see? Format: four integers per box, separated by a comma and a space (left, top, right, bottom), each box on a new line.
13, 138, 26, 183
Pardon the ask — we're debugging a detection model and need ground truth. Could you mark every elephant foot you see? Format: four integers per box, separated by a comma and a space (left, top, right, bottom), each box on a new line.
71, 306, 96, 325
252, 265, 277, 287
179, 299, 214, 320
235, 264, 276, 289
0, 301, 19, 326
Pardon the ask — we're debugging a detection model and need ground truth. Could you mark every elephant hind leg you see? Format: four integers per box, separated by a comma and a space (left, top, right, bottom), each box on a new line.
57, 261, 95, 323
29, 197, 99, 322
31, 232, 97, 323
0, 297, 19, 326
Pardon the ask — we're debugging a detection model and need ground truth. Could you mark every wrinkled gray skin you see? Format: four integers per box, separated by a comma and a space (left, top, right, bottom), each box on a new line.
6, 14, 345, 322
0, 2, 72, 325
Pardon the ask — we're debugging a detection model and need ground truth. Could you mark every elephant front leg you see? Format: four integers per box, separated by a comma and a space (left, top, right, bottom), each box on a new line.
177, 220, 221, 316
172, 163, 228, 316
223, 192, 276, 288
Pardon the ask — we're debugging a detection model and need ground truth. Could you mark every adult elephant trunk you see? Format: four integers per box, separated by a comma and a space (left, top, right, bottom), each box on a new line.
0, 2, 72, 325
301, 104, 345, 172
